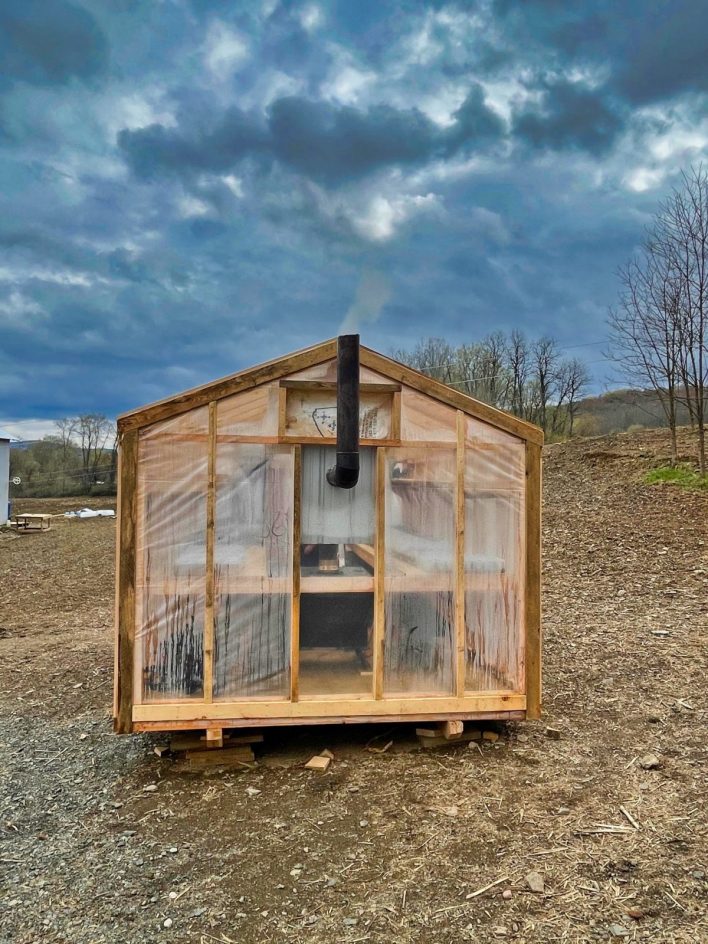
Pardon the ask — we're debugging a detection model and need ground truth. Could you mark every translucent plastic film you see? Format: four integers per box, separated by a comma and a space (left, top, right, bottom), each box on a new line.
213, 443, 293, 700
399, 387, 457, 442
218, 384, 279, 438
465, 417, 526, 490
384, 449, 456, 694
288, 359, 399, 385
464, 418, 525, 692
135, 408, 208, 703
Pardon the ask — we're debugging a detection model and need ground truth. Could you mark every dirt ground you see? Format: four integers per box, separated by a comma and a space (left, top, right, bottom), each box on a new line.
0, 429, 706, 944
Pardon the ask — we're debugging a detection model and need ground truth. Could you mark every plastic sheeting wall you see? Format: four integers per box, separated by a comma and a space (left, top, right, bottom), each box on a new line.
464, 418, 525, 692
214, 442, 293, 700
130, 380, 529, 706
134, 409, 208, 703
384, 448, 456, 694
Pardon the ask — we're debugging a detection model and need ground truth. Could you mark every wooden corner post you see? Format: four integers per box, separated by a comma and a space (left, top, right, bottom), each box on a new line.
203, 401, 217, 703
455, 411, 466, 698
525, 440, 542, 719
115, 428, 138, 733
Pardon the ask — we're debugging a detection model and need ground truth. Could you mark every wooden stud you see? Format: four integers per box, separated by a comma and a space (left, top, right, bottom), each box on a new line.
277, 385, 288, 438
373, 447, 386, 700
115, 428, 138, 734
455, 410, 466, 698
525, 440, 542, 719
391, 389, 401, 441
203, 402, 217, 703
290, 445, 301, 702
205, 727, 223, 748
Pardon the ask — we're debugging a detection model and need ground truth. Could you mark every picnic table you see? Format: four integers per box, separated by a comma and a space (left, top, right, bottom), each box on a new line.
14, 513, 52, 532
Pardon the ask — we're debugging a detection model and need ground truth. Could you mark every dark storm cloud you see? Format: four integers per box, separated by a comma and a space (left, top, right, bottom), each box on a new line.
514, 78, 624, 154
119, 84, 504, 186
0, 0, 107, 88
495, 0, 708, 105
2, 0, 708, 428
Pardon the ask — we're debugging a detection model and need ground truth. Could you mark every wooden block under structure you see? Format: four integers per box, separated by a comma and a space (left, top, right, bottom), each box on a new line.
417, 729, 482, 749
181, 746, 255, 769
416, 720, 465, 740
205, 728, 223, 748
170, 732, 264, 753
305, 755, 332, 771
442, 720, 464, 739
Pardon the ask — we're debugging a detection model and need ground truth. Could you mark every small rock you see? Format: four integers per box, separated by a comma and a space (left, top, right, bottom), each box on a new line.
245, 787, 261, 797
638, 753, 661, 770
290, 868, 302, 878
525, 871, 544, 894
626, 907, 644, 920
691, 870, 705, 879
163, 918, 173, 929
646, 713, 661, 724
143, 784, 158, 793
168, 892, 178, 900
545, 726, 561, 740
191, 908, 206, 917
608, 923, 629, 938
168, 847, 178, 854
359, 819, 369, 828
502, 889, 512, 900
343, 917, 358, 926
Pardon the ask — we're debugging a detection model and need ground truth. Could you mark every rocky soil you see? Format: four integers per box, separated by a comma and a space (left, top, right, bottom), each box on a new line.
0, 430, 706, 943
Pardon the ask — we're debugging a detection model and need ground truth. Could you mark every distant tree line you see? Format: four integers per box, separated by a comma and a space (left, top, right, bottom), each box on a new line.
609, 165, 707, 474
391, 332, 590, 439
9, 414, 116, 499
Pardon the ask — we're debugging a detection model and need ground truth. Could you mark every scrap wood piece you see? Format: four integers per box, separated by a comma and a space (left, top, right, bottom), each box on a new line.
465, 876, 509, 900
305, 754, 331, 771
367, 739, 393, 754
619, 806, 641, 830
576, 823, 634, 835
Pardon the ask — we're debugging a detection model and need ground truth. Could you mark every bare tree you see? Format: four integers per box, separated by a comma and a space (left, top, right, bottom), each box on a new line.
609, 165, 707, 472
75, 414, 114, 487
553, 358, 590, 437
657, 166, 707, 474
608, 253, 682, 464
54, 417, 77, 494
506, 330, 531, 420
531, 337, 560, 433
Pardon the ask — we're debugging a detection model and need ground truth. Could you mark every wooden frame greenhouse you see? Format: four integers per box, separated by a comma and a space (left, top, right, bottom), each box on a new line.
114, 338, 543, 735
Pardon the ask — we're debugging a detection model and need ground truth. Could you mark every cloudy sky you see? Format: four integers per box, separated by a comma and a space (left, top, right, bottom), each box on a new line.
2, 0, 707, 438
